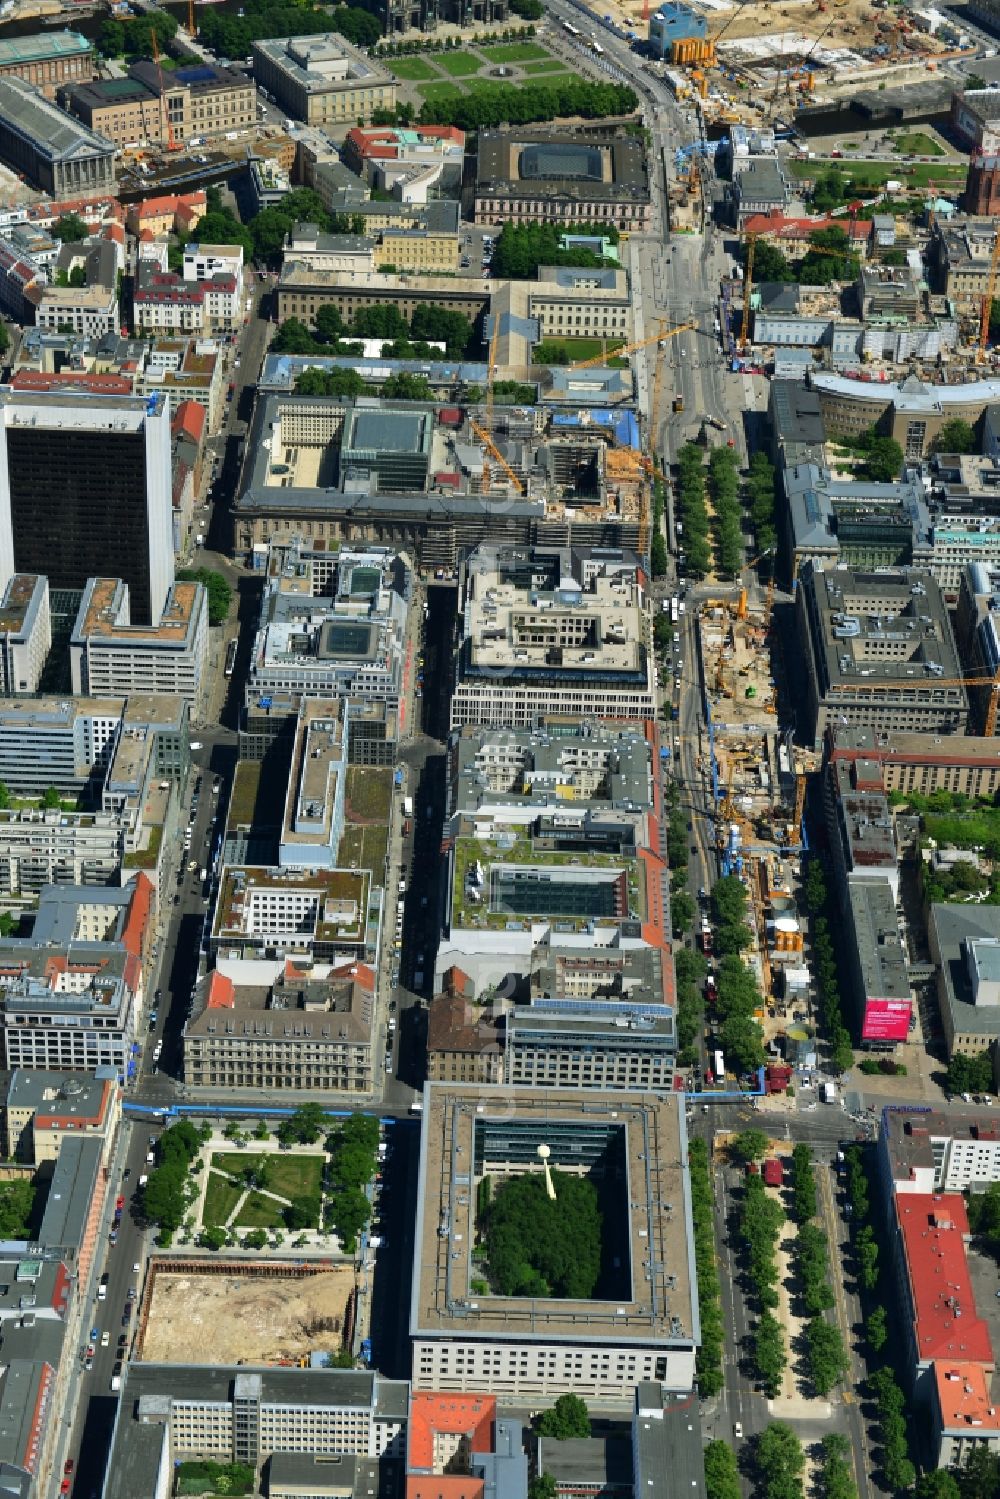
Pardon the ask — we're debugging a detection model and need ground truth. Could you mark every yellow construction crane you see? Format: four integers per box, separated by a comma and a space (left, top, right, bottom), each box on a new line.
569, 320, 696, 372
188, 0, 196, 35
834, 667, 1000, 737
484, 310, 500, 437
980, 228, 1000, 360
152, 31, 180, 151
469, 416, 524, 495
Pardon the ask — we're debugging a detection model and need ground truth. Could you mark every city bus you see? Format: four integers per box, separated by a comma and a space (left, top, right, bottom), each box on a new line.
224, 639, 238, 677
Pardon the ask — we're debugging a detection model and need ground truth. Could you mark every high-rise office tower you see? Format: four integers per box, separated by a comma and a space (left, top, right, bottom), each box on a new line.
0, 388, 174, 625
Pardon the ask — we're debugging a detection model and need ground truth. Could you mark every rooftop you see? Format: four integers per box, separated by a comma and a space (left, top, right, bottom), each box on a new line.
476, 128, 649, 202
931, 903, 1000, 1039
895, 1192, 993, 1367
933, 1362, 1000, 1433
411, 1085, 695, 1347
883, 1106, 1000, 1187
0, 75, 113, 164
0, 29, 91, 64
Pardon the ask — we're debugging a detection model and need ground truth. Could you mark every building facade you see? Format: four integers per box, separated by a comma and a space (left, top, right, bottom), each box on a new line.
252, 35, 396, 126
0, 76, 115, 197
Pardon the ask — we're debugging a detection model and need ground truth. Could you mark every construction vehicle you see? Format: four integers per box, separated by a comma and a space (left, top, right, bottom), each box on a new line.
673, 395, 685, 412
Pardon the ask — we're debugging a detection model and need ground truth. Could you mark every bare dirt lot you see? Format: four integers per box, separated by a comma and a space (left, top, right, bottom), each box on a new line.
140, 1266, 355, 1365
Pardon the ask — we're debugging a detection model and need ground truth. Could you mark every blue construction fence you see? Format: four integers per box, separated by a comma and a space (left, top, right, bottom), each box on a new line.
124, 1100, 405, 1127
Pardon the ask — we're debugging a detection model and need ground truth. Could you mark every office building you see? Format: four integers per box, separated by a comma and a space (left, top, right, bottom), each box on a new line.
811, 369, 1000, 459
474, 129, 652, 232
252, 35, 396, 126
0, 30, 94, 97
796, 563, 967, 749
842, 877, 912, 1049
343, 123, 464, 197
0, 573, 50, 695
729, 157, 791, 229
450, 545, 655, 729
0, 875, 153, 1074
825, 757, 900, 905
0, 806, 130, 900
528, 265, 631, 342
0, 387, 174, 626
648, 3, 708, 58
103, 1364, 409, 1499
61, 60, 254, 149
0, 692, 187, 804
505, 1007, 675, 1090
0, 76, 115, 197
278, 698, 347, 870
955, 561, 1000, 735
931, 216, 1000, 305
212, 865, 377, 965
928, 903, 1000, 1059
183, 958, 375, 1094
881, 1105, 1000, 1196
70, 577, 208, 706
952, 88, 1000, 153
3, 1065, 120, 1164
411, 1085, 697, 1401
825, 723, 1000, 801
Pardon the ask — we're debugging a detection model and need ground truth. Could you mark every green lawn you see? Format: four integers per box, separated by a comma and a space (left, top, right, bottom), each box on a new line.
436, 49, 485, 75
346, 766, 391, 821
417, 79, 463, 99
233, 1191, 286, 1230
482, 40, 550, 60
340, 822, 389, 883
893, 130, 945, 157
521, 58, 568, 72
202, 1171, 243, 1229
532, 335, 627, 365
264, 1154, 324, 1201
388, 56, 437, 79
787, 157, 965, 189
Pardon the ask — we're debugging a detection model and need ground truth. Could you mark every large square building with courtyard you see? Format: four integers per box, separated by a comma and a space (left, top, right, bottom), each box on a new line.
410, 1083, 697, 1402
473, 128, 652, 232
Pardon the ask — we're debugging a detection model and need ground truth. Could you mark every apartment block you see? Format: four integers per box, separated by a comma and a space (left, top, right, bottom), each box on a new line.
0, 573, 50, 695
33, 235, 119, 337
451, 545, 655, 729
3, 1065, 120, 1163
881, 1105, 1000, 1195
252, 34, 396, 126
183, 958, 375, 1094
103, 1364, 409, 1499
0, 875, 153, 1074
134, 252, 242, 337
70, 576, 208, 706
0, 807, 127, 899
411, 1085, 697, 1402
796, 563, 967, 749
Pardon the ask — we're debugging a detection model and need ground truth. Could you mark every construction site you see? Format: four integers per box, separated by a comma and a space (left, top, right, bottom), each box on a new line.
137, 1260, 358, 1367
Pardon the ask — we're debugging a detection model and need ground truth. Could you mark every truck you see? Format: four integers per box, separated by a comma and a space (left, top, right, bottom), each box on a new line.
403, 796, 413, 818
97, 1274, 109, 1302
822, 1081, 837, 1104
713, 1048, 725, 1081
699, 920, 713, 955
673, 396, 685, 412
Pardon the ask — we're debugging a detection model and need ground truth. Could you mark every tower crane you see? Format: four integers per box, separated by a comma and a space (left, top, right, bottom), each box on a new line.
188, 0, 197, 36
569, 320, 696, 371
152, 30, 180, 152
980, 228, 1000, 360
832, 667, 1000, 738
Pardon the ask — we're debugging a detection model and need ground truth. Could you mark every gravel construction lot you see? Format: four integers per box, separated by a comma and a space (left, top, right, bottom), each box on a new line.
141, 1266, 355, 1365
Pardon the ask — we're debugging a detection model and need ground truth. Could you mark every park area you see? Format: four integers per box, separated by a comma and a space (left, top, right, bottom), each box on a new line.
201, 1151, 326, 1233
384, 36, 580, 99
140, 1265, 356, 1366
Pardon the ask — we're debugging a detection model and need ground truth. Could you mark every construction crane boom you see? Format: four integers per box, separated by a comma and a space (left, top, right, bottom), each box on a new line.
740, 234, 756, 352
152, 30, 178, 151
569, 320, 696, 371
188, 0, 196, 35
469, 416, 523, 495
980, 226, 1000, 358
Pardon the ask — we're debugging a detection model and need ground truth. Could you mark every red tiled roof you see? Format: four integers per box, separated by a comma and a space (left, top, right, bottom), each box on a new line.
172, 399, 205, 445
741, 209, 872, 242
121, 874, 154, 961
896, 1194, 994, 1368
329, 961, 376, 992
407, 1393, 495, 1473
11, 371, 133, 396
407, 1479, 485, 1499
206, 971, 235, 1010
934, 1362, 1000, 1433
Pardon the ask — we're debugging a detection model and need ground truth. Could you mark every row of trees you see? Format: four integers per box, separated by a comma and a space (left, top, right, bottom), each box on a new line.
490, 221, 619, 281
675, 443, 712, 579
789, 1143, 849, 1397
324, 1113, 379, 1252
803, 858, 855, 1075
688, 1139, 724, 1396
745, 451, 777, 559
142, 1119, 208, 1242
418, 78, 637, 131
709, 877, 765, 1073
706, 447, 743, 579
740, 1173, 786, 1394
374, 22, 538, 55
817, 1434, 857, 1499
754, 1422, 804, 1499
790, 1142, 816, 1225
196, 0, 380, 58
275, 299, 476, 361
651, 472, 667, 579
868, 1367, 916, 1492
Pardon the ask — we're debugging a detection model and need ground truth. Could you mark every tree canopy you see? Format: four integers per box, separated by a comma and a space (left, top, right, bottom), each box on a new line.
933, 418, 978, 455
176, 567, 232, 627
54, 213, 89, 244
417, 78, 637, 131
535, 1395, 590, 1440
484, 1170, 602, 1299
196, 0, 379, 59
491, 221, 619, 280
